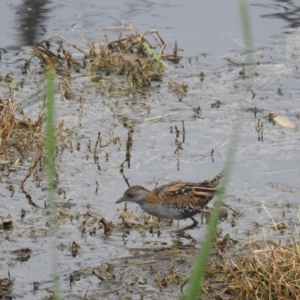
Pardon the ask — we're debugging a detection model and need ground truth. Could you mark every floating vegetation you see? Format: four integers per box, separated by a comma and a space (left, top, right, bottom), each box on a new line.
79, 211, 113, 236
1, 215, 13, 230
168, 80, 188, 97
25, 30, 181, 97
11, 247, 32, 262
0, 275, 14, 298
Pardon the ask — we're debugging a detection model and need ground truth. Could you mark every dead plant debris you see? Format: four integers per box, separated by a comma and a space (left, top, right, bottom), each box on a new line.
202, 239, 300, 300
168, 80, 188, 96
27, 30, 181, 97
0, 95, 43, 164
0, 276, 14, 299
79, 210, 113, 236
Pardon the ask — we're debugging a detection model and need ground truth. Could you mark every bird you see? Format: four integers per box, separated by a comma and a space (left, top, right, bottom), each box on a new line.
116, 169, 226, 232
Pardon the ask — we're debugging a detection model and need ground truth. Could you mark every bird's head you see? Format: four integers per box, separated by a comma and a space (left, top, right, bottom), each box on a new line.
116, 185, 148, 204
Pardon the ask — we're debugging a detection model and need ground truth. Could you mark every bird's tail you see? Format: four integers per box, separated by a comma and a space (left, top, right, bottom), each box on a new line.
211, 168, 226, 187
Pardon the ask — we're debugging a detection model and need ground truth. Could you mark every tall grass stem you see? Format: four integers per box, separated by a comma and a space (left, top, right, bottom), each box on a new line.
45, 66, 60, 300
185, 1, 254, 298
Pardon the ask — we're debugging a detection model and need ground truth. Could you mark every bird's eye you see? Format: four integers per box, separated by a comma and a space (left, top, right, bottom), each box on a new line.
127, 193, 133, 198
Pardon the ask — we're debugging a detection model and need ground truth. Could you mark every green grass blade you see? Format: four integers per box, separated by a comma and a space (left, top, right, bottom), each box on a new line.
184, 1, 253, 299
45, 66, 61, 300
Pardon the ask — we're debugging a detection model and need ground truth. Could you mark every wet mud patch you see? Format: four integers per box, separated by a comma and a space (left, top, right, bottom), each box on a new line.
68, 247, 196, 299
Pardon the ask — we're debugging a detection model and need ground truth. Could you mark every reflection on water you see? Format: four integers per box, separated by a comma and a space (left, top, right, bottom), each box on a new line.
255, 2, 300, 28
0, 0, 297, 54
15, 0, 49, 48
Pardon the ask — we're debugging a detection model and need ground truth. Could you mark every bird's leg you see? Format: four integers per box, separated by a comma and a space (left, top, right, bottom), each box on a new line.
175, 217, 198, 233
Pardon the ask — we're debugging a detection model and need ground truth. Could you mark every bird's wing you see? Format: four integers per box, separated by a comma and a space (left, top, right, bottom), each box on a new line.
154, 181, 216, 210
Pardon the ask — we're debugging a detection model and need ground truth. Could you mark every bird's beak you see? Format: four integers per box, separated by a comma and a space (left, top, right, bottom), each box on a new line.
115, 195, 127, 204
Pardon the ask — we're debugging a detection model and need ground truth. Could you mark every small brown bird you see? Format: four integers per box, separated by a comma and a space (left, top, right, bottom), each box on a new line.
116, 169, 226, 232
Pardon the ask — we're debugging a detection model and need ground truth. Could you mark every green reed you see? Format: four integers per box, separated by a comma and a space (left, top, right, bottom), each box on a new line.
45, 66, 61, 300
185, 1, 254, 299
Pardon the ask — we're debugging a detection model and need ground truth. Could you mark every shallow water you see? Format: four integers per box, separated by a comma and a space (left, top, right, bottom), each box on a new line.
0, 1, 300, 299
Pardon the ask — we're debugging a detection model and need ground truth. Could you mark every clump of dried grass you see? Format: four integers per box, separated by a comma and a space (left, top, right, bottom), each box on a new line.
203, 237, 300, 300
28, 30, 180, 96
0, 276, 14, 298
0, 94, 43, 164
